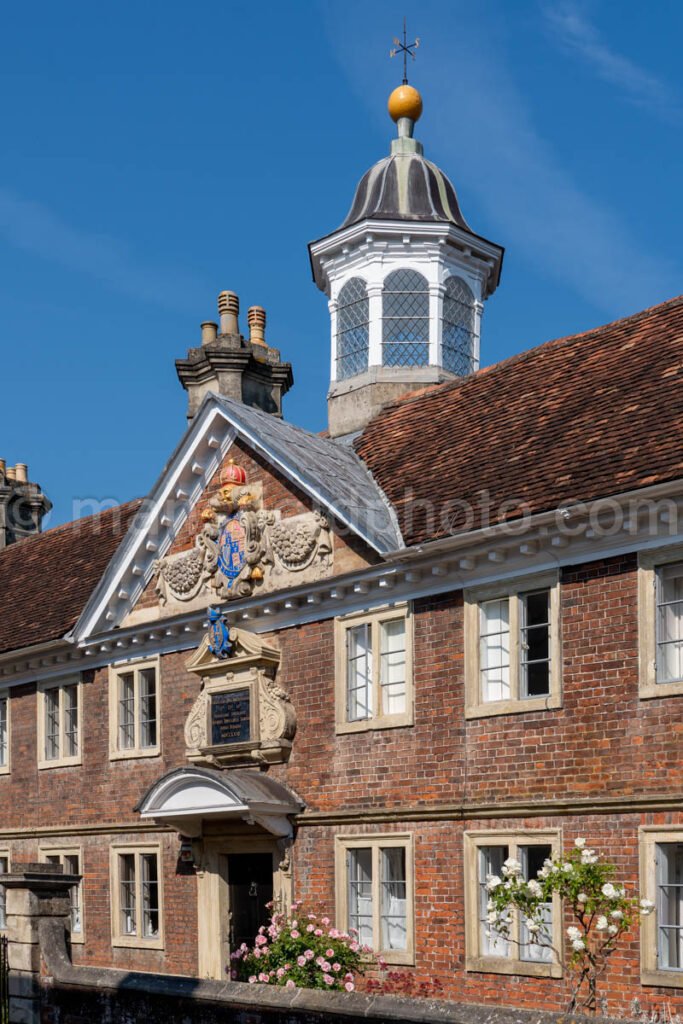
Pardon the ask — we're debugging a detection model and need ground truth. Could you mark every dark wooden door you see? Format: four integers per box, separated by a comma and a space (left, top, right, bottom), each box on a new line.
228, 853, 273, 951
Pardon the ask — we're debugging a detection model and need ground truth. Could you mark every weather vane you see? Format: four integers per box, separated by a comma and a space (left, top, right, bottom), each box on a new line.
390, 17, 420, 85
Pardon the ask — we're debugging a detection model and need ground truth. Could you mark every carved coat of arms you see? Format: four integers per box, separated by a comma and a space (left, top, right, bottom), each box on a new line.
154, 464, 332, 606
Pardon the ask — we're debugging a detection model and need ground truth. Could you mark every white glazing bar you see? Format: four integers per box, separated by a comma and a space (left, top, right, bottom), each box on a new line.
367, 284, 383, 366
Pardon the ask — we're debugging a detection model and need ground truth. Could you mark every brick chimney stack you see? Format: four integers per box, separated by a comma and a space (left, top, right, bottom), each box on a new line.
0, 460, 52, 548
176, 290, 293, 421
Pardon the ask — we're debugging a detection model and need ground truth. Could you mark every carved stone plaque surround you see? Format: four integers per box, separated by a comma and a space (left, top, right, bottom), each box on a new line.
183, 624, 295, 768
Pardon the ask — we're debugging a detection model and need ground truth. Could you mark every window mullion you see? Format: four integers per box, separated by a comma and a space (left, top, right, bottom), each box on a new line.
372, 844, 380, 951
510, 596, 521, 702
135, 853, 142, 937
59, 686, 66, 760
511, 842, 521, 955
372, 622, 380, 719
655, 569, 664, 681
134, 671, 140, 751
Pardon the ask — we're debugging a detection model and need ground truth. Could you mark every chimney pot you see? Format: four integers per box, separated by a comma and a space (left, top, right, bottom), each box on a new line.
247, 306, 267, 347
217, 291, 240, 335
201, 321, 218, 345
15, 463, 28, 484
6, 466, 16, 482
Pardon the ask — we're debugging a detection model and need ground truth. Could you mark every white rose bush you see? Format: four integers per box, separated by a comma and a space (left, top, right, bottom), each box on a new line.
486, 839, 654, 1014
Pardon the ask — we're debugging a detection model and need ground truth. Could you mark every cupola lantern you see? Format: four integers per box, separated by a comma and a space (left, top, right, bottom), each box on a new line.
309, 74, 504, 438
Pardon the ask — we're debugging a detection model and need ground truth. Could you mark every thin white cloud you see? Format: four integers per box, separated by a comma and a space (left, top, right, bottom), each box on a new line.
0, 187, 204, 311
321, 1, 680, 318
542, 1, 680, 120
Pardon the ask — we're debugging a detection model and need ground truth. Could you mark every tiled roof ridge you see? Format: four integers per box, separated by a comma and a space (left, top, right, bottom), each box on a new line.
369, 292, 683, 420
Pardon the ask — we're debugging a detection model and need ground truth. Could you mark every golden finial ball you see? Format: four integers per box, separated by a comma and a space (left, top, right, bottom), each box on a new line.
388, 84, 423, 123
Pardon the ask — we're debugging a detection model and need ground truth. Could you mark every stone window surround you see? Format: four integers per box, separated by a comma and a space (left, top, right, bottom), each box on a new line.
638, 545, 683, 699
36, 676, 82, 770
109, 843, 164, 951
38, 845, 84, 944
640, 826, 683, 987
463, 570, 562, 720
0, 688, 10, 776
334, 832, 415, 966
463, 828, 563, 979
108, 656, 161, 761
0, 848, 9, 932
334, 602, 414, 734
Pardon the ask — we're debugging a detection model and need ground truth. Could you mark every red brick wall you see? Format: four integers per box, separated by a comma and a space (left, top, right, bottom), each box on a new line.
3, 547, 683, 1010
1, 654, 201, 974
294, 813, 676, 1016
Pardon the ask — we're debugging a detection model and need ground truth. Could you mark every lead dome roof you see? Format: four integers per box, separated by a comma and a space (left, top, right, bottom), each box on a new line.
340, 137, 470, 232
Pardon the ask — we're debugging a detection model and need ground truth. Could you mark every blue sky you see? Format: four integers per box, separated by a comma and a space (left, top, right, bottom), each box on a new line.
1, 0, 681, 526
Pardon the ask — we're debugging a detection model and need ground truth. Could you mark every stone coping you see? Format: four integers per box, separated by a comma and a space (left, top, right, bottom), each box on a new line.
40, 919, 634, 1024
3, 868, 81, 892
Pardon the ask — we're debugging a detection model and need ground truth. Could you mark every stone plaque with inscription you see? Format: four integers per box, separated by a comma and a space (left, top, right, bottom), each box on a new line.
211, 689, 251, 746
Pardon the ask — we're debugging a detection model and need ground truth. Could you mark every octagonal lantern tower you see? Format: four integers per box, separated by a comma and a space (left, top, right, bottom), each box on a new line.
309, 84, 504, 438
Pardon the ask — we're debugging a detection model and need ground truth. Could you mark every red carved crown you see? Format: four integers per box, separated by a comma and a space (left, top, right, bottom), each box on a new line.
221, 460, 247, 486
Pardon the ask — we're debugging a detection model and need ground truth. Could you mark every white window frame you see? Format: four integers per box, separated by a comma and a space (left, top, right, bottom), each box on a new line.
335, 833, 414, 965
464, 830, 562, 978
0, 850, 9, 931
640, 827, 683, 986
109, 657, 161, 760
39, 846, 84, 943
335, 604, 413, 734
110, 844, 164, 949
37, 677, 82, 769
0, 690, 10, 775
638, 547, 683, 698
464, 572, 562, 719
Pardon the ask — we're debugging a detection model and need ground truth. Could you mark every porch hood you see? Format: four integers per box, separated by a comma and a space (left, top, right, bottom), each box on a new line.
135, 766, 304, 839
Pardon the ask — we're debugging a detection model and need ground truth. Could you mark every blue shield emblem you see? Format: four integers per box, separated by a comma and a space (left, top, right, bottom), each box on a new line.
217, 514, 246, 587
207, 608, 232, 659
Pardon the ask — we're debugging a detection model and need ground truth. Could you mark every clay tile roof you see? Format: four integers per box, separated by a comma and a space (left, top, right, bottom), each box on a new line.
355, 295, 683, 547
0, 500, 142, 656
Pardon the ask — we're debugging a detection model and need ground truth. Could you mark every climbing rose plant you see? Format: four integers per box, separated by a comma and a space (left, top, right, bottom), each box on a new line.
486, 838, 655, 1015
230, 902, 382, 991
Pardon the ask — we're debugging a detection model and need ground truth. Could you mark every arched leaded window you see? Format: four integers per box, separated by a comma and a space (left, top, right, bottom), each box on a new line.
336, 278, 369, 380
382, 269, 429, 367
442, 276, 475, 376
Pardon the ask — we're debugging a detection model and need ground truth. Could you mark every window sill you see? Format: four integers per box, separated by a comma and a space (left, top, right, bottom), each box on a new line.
466, 955, 561, 978
465, 695, 562, 720
37, 757, 82, 770
336, 714, 413, 735
641, 968, 683, 988
112, 935, 164, 951
640, 680, 683, 700
70, 933, 85, 945
376, 950, 415, 967
0, 765, 9, 776
109, 747, 161, 762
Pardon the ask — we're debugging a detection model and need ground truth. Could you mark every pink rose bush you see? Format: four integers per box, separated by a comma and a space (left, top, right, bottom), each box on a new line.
230, 902, 373, 991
